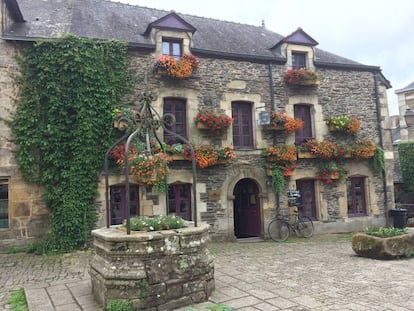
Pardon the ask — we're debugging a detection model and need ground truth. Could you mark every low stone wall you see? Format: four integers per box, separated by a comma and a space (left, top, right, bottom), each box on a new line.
90, 223, 214, 310
352, 229, 414, 259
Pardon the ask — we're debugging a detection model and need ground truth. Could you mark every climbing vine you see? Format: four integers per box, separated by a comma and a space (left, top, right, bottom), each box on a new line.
398, 142, 414, 193
11, 35, 131, 252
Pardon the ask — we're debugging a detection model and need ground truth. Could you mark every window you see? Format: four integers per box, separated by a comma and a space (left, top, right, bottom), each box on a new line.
163, 98, 187, 144
296, 179, 317, 220
347, 177, 367, 216
232, 101, 254, 149
110, 185, 140, 225
292, 52, 306, 69
294, 104, 313, 145
162, 38, 182, 58
0, 179, 8, 228
168, 184, 192, 220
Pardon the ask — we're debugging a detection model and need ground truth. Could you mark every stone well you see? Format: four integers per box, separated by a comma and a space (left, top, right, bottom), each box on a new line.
352, 229, 414, 259
90, 223, 214, 311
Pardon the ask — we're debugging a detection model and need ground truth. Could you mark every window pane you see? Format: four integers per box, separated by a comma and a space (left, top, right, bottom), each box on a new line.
163, 98, 187, 144
0, 182, 9, 228
168, 184, 192, 220
294, 105, 313, 144
232, 102, 253, 149
162, 42, 170, 55
172, 43, 181, 58
293, 53, 306, 69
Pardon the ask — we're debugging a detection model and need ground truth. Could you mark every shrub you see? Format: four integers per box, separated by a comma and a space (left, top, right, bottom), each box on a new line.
106, 300, 136, 311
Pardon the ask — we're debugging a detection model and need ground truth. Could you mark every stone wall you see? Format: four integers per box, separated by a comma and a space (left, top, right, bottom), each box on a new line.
0, 34, 50, 248
90, 223, 214, 310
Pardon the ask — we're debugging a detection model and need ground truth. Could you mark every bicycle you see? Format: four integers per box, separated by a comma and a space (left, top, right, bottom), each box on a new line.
268, 209, 314, 242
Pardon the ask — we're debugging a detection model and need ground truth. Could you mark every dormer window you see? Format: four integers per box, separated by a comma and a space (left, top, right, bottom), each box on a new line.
162, 38, 182, 59
292, 52, 307, 69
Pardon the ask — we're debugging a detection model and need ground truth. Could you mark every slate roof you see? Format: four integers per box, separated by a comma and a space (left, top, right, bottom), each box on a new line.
2, 0, 388, 76
395, 81, 414, 94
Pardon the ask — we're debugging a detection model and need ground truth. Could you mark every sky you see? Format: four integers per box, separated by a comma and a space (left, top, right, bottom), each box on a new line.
113, 0, 414, 116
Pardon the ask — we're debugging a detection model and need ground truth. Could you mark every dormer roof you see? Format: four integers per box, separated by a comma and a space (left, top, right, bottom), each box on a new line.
143, 12, 196, 36
271, 27, 318, 50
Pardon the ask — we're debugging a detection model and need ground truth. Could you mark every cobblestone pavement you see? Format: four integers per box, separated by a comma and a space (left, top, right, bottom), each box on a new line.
1, 234, 414, 310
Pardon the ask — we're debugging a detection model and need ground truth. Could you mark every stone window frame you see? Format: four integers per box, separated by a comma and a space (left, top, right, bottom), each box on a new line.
152, 30, 193, 57
167, 183, 192, 221
0, 178, 9, 229
286, 44, 315, 70
346, 176, 368, 217
109, 184, 140, 225
162, 37, 183, 58
231, 101, 255, 150
163, 97, 188, 145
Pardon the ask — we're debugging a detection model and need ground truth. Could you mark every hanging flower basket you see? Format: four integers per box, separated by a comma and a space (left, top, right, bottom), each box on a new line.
283, 68, 321, 86
195, 111, 233, 136
153, 54, 199, 79
316, 161, 347, 184
326, 115, 360, 134
262, 145, 297, 177
264, 112, 304, 133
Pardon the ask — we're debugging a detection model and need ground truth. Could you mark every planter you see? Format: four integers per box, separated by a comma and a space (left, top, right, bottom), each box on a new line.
352, 230, 414, 259
170, 153, 186, 161
321, 173, 340, 180
263, 125, 285, 131
297, 151, 317, 159
196, 122, 209, 130
90, 223, 214, 310
216, 159, 231, 165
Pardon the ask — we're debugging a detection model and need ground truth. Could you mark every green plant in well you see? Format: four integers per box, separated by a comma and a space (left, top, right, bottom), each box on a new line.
106, 300, 136, 311
365, 227, 408, 237
127, 215, 186, 231
11, 35, 131, 253
9, 288, 29, 311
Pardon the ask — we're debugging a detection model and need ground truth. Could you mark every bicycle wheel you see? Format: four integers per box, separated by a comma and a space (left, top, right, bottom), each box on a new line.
268, 219, 290, 242
297, 216, 314, 238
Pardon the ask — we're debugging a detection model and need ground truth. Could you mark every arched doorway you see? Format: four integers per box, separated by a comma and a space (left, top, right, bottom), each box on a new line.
233, 178, 261, 238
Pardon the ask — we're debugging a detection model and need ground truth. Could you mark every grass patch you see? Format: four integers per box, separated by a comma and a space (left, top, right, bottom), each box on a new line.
9, 288, 28, 311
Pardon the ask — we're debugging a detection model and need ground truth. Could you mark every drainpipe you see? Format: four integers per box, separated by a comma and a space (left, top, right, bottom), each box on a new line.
268, 62, 281, 212
373, 72, 389, 226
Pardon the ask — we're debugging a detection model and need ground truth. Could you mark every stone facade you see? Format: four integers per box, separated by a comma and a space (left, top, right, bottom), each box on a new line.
0, 0, 396, 246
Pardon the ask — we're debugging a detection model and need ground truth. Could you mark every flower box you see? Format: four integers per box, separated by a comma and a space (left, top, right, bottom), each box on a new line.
216, 159, 231, 165
263, 124, 285, 131
170, 154, 186, 161
284, 68, 321, 86
196, 122, 209, 130
297, 151, 317, 159
153, 54, 199, 79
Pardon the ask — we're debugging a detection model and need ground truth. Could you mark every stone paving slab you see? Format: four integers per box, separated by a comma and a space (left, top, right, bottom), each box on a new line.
1, 234, 414, 310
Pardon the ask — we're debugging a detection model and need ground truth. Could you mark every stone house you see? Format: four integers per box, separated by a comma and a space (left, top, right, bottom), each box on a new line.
0, 0, 395, 245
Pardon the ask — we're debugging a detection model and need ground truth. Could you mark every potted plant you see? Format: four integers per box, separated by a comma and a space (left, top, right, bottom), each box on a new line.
265, 112, 304, 133
326, 115, 360, 134
315, 161, 347, 184
299, 139, 345, 159
216, 146, 237, 163
153, 54, 199, 79
283, 68, 321, 86
350, 140, 377, 159
195, 111, 234, 136
109, 143, 170, 192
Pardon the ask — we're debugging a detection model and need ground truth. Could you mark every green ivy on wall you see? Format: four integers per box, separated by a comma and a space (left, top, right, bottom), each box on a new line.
398, 142, 414, 193
11, 34, 131, 252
